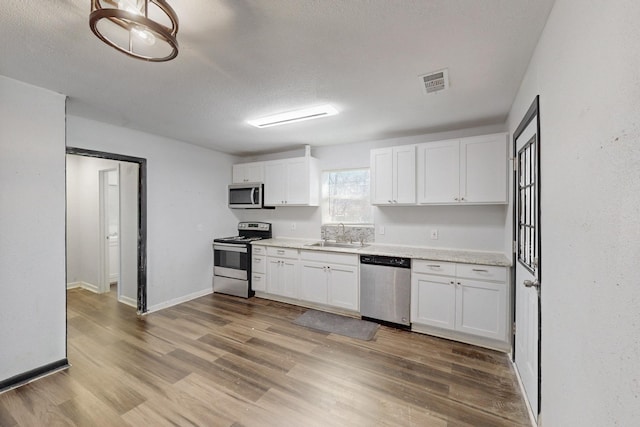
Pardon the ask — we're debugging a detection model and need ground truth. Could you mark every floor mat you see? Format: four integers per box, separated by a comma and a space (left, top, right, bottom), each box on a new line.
292, 310, 379, 341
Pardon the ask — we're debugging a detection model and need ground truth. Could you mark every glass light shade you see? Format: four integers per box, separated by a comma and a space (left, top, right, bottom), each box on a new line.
90, 0, 179, 62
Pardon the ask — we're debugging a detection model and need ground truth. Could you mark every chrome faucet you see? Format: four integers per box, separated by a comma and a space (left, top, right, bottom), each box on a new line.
338, 222, 346, 242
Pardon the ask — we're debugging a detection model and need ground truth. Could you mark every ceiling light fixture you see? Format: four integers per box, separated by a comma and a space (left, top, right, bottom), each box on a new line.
248, 105, 339, 128
90, 0, 179, 62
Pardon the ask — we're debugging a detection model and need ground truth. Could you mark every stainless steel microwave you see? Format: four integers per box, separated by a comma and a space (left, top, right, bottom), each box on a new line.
228, 183, 263, 209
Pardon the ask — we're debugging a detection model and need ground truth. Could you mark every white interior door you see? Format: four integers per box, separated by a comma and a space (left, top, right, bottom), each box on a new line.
119, 162, 139, 307
514, 108, 541, 418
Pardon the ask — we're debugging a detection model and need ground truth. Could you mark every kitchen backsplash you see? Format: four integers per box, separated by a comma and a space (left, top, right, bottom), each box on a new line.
321, 225, 375, 244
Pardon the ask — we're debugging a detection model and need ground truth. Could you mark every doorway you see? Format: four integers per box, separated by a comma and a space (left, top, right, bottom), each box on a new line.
99, 167, 120, 297
66, 147, 147, 313
512, 96, 541, 420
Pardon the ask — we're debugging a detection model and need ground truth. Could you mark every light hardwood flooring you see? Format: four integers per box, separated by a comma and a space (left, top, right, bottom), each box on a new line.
0, 288, 531, 426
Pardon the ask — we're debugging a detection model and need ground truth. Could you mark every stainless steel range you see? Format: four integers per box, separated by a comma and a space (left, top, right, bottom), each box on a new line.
213, 222, 272, 298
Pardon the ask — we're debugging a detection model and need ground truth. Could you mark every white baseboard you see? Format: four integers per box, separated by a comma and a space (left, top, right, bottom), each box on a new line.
146, 287, 213, 314
66, 281, 99, 293
118, 295, 137, 308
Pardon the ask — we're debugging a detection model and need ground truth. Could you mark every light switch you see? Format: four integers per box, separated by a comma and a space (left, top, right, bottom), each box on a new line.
378, 226, 385, 235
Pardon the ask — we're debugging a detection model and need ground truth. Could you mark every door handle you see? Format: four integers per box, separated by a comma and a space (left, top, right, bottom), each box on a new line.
523, 279, 540, 289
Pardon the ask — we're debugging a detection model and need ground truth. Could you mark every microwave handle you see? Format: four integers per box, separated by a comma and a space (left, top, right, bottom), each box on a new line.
251, 187, 257, 204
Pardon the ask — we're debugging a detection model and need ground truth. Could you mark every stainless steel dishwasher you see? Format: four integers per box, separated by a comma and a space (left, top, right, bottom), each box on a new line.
360, 255, 411, 327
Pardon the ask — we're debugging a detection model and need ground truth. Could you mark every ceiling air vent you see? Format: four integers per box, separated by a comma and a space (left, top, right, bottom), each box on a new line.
419, 69, 449, 94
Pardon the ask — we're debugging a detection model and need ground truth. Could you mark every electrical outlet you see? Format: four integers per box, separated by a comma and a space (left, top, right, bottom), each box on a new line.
291, 223, 296, 231
430, 229, 439, 240
378, 225, 385, 235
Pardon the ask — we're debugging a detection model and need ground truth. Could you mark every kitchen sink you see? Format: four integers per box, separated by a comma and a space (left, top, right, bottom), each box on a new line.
305, 241, 370, 249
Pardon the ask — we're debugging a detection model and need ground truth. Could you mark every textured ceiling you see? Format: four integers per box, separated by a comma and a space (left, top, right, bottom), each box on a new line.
0, 0, 555, 155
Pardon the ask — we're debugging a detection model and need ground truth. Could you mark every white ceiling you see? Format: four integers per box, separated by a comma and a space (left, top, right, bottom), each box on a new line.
1, 0, 555, 155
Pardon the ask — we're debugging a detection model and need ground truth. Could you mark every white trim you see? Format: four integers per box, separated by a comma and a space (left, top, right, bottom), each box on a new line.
145, 288, 213, 314
511, 357, 538, 427
66, 281, 99, 293
118, 295, 137, 308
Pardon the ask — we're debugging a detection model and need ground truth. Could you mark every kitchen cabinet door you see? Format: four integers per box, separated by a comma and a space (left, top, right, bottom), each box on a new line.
232, 162, 264, 184
417, 139, 460, 204
371, 148, 393, 204
460, 134, 508, 203
280, 259, 298, 299
266, 258, 298, 298
299, 262, 328, 304
370, 146, 416, 205
455, 279, 507, 341
263, 161, 287, 205
327, 264, 359, 311
263, 157, 319, 206
393, 145, 416, 204
251, 273, 266, 292
285, 157, 310, 205
411, 273, 456, 330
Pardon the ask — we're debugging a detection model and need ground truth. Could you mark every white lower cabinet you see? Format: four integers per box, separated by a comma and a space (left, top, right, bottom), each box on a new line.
412, 274, 456, 330
455, 279, 507, 340
266, 247, 299, 299
299, 262, 328, 304
299, 251, 359, 312
411, 260, 509, 350
327, 264, 359, 311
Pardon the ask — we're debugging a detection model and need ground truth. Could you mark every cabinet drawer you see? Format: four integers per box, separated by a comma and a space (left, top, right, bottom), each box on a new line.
252, 255, 266, 274
456, 264, 506, 282
412, 260, 456, 276
252, 245, 266, 256
251, 273, 266, 292
267, 247, 299, 259
300, 250, 358, 266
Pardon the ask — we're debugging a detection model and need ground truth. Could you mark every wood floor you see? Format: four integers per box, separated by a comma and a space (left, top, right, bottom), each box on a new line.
0, 288, 531, 426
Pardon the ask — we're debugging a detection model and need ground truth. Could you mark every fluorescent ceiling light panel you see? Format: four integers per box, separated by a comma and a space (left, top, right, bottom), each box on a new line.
248, 105, 338, 128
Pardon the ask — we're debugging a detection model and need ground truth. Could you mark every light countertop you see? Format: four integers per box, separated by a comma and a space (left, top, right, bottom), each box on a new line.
252, 238, 511, 267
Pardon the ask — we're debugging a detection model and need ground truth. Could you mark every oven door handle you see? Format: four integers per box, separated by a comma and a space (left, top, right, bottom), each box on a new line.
214, 243, 248, 253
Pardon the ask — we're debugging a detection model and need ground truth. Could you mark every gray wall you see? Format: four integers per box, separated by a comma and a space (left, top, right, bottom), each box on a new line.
0, 75, 66, 381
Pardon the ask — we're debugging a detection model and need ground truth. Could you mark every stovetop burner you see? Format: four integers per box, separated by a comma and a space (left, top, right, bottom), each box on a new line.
213, 222, 272, 245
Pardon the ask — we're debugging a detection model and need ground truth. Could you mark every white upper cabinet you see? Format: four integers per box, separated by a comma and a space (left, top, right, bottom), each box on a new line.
232, 162, 264, 184
460, 134, 508, 203
263, 156, 319, 206
416, 140, 460, 204
417, 133, 508, 204
370, 145, 416, 205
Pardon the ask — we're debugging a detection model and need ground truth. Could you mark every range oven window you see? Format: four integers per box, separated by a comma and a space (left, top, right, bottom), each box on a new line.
214, 247, 248, 271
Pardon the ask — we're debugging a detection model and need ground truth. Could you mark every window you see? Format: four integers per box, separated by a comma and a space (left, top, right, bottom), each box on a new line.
322, 169, 373, 224
517, 135, 538, 272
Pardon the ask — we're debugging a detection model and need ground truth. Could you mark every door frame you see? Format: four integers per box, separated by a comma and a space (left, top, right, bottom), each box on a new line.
66, 147, 148, 314
511, 95, 541, 415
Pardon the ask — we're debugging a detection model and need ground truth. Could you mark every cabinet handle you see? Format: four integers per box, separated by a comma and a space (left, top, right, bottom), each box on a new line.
388, 200, 393, 203
254, 258, 261, 262
277, 250, 285, 255
454, 197, 459, 201
427, 264, 441, 268
450, 281, 454, 285
472, 268, 489, 272
461, 197, 465, 201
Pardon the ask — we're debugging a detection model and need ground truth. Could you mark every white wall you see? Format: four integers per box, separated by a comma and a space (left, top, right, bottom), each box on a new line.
507, 1, 640, 424
237, 124, 509, 251
66, 115, 240, 310
0, 75, 66, 381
